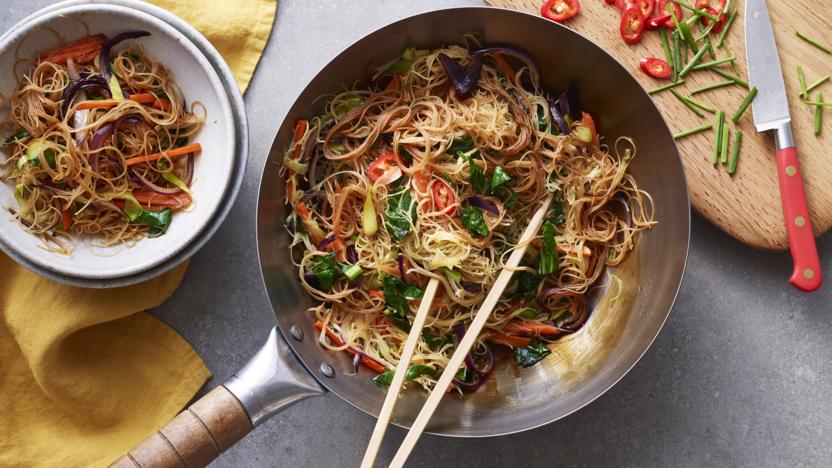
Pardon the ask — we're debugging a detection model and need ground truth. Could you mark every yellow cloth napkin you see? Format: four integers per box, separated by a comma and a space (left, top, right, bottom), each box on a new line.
0, 1, 276, 466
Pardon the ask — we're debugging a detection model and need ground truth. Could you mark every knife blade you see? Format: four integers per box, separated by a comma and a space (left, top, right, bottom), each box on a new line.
745, 0, 822, 292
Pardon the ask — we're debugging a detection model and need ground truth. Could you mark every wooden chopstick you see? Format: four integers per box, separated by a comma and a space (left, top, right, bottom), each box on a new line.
360, 277, 440, 468
389, 194, 554, 467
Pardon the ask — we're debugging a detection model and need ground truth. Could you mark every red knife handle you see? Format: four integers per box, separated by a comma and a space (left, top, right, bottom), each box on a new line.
776, 146, 822, 292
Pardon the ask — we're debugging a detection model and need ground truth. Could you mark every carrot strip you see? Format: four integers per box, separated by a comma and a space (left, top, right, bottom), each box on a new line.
314, 321, 386, 373
74, 93, 158, 110
38, 34, 107, 65
385, 74, 402, 92
294, 201, 311, 219
124, 143, 202, 167
505, 320, 562, 337
133, 189, 192, 209
492, 53, 515, 83
485, 330, 532, 347
367, 290, 384, 299
152, 99, 171, 111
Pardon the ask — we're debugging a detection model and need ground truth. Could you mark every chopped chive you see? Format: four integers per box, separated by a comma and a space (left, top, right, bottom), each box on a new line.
648, 79, 686, 95
798, 66, 809, 98
691, 80, 735, 95
682, 36, 689, 64
673, 32, 682, 81
685, 94, 717, 114
660, 28, 674, 79
732, 87, 758, 123
674, 123, 713, 140
678, 18, 700, 53
713, 111, 724, 165
716, 10, 738, 48
722, 0, 733, 15
671, 89, 706, 117
814, 93, 824, 136
728, 131, 742, 174
677, 0, 720, 22
796, 31, 832, 55
697, 21, 716, 41
711, 67, 748, 88
680, 43, 711, 78
720, 125, 730, 164
805, 75, 831, 95
703, 34, 716, 59
802, 100, 832, 107
692, 56, 736, 71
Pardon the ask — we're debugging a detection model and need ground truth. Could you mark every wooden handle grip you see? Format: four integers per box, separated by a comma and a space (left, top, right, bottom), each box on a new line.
109, 386, 253, 468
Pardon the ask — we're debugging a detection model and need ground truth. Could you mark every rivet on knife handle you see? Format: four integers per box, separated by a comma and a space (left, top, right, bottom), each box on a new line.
776, 146, 822, 292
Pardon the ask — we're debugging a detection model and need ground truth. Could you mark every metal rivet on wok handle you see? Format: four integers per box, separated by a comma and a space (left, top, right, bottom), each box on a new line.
109, 386, 252, 468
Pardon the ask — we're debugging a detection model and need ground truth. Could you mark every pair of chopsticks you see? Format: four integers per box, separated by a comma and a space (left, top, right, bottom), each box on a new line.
361, 194, 554, 468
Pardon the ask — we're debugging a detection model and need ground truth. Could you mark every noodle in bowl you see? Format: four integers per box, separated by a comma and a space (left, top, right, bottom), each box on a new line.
0, 4, 235, 280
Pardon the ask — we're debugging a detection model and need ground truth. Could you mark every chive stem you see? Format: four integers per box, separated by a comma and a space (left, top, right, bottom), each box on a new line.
680, 44, 711, 78
697, 22, 716, 41
713, 111, 724, 165
703, 34, 716, 59
805, 75, 831, 95
710, 67, 749, 88
660, 28, 674, 79
720, 125, 730, 164
671, 89, 706, 117
796, 31, 832, 55
716, 10, 738, 48
674, 123, 713, 140
678, 18, 700, 53
648, 79, 686, 95
731, 87, 758, 123
691, 80, 735, 95
676, 0, 720, 21
798, 66, 809, 99
692, 56, 736, 71
673, 32, 681, 81
722, 0, 733, 15
685, 95, 717, 114
814, 93, 824, 136
803, 100, 832, 107
728, 131, 742, 174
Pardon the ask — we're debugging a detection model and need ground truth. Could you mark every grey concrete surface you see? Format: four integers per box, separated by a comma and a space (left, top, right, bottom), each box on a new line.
4, 0, 832, 466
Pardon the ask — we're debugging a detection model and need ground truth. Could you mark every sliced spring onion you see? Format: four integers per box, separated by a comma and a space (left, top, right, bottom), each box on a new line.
798, 66, 809, 98
441, 267, 462, 281
107, 75, 125, 100
703, 34, 716, 60
679, 43, 711, 78
342, 264, 363, 281
362, 188, 377, 236
710, 67, 749, 88
660, 28, 674, 80
162, 170, 192, 194
648, 79, 686, 95
713, 111, 724, 165
692, 56, 736, 71
716, 10, 738, 48
673, 123, 712, 140
720, 125, 730, 164
728, 131, 742, 175
673, 32, 682, 81
671, 89, 705, 118
677, 0, 720, 22
805, 75, 831, 95
677, 16, 700, 53
574, 126, 593, 143
731, 87, 758, 123
691, 80, 735, 95
686, 95, 717, 114
796, 31, 832, 55
814, 93, 824, 136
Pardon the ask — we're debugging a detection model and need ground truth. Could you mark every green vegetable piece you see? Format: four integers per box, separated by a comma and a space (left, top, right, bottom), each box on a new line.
382, 274, 424, 326
713, 111, 724, 165
14, 184, 27, 206
690, 80, 735, 95
720, 125, 730, 164
677, 14, 699, 53
648, 79, 685, 96
422, 329, 451, 349
728, 131, 742, 175
341, 263, 363, 281
670, 89, 706, 118
5, 129, 29, 145
373, 370, 394, 388
518, 307, 537, 319
805, 75, 831, 96
447, 136, 475, 154
538, 220, 559, 276
491, 166, 511, 192
691, 56, 736, 71
679, 43, 711, 78
659, 28, 675, 81
384, 189, 417, 242
673, 123, 712, 140
798, 66, 809, 99
574, 126, 593, 143
312, 255, 340, 291
710, 67, 749, 88
716, 10, 738, 48
550, 201, 565, 227
731, 87, 758, 123
513, 269, 540, 299
442, 267, 461, 282
814, 93, 824, 136
461, 206, 489, 237
162, 170, 191, 194
405, 364, 440, 381
796, 31, 832, 55
135, 208, 172, 238
513, 341, 552, 368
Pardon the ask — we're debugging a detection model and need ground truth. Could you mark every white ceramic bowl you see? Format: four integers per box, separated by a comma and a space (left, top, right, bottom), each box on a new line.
0, 4, 236, 279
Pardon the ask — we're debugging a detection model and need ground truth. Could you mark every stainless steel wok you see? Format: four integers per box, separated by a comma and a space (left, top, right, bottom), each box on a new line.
113, 7, 689, 467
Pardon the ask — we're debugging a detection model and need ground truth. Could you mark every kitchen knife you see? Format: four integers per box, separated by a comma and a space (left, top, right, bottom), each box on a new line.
746, 0, 822, 292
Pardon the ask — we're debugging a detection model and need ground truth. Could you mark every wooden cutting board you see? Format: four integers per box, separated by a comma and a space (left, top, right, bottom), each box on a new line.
487, 0, 832, 250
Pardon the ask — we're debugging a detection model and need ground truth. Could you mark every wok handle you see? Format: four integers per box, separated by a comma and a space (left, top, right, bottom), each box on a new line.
109, 386, 252, 468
